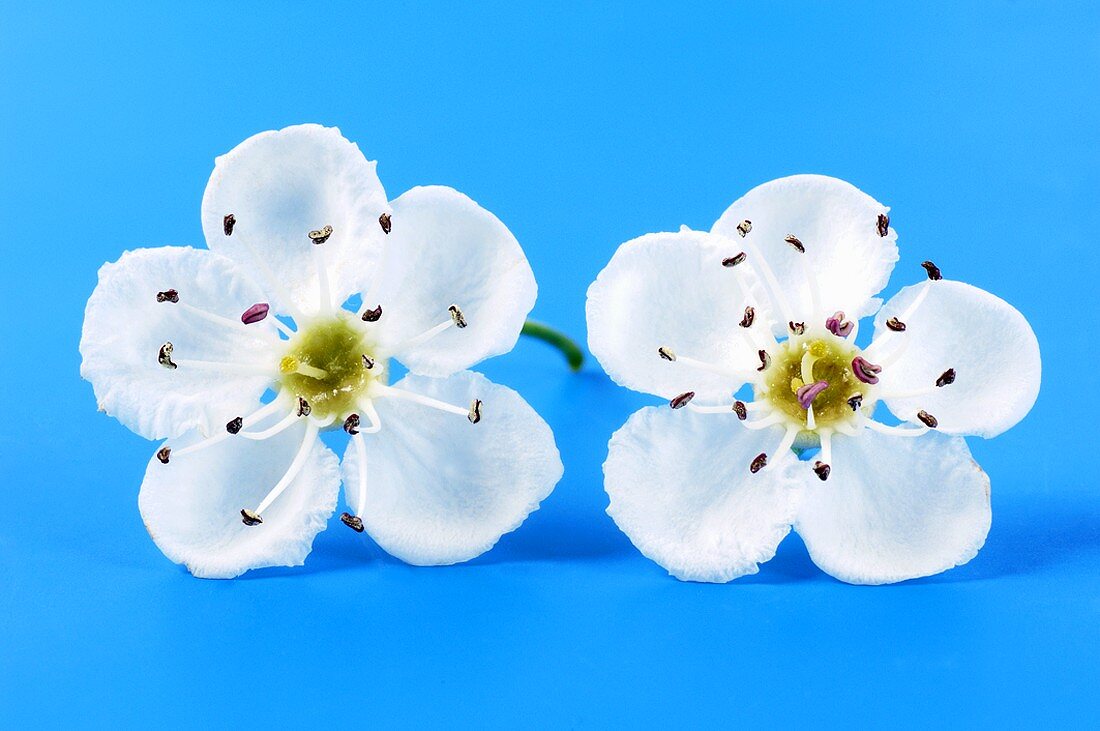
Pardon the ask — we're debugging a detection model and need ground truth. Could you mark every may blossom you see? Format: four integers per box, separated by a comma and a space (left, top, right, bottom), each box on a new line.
81, 124, 563, 578
587, 175, 1040, 584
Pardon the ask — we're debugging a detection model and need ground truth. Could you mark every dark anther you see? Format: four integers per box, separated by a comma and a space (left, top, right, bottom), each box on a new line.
361, 305, 382, 322
378, 213, 392, 234
757, 349, 770, 372
736, 220, 752, 237
789, 321, 805, 335
921, 260, 943, 281
784, 234, 805, 253
797, 380, 830, 409
362, 354, 375, 370
158, 342, 177, 370
876, 213, 890, 237
722, 252, 747, 268
936, 368, 956, 387
241, 303, 270, 325
449, 304, 468, 329
669, 391, 695, 410
733, 401, 748, 420
468, 399, 483, 424
240, 509, 263, 526
740, 306, 755, 328
308, 225, 333, 245
886, 316, 906, 332
847, 393, 863, 411
749, 452, 768, 474
657, 346, 676, 362
813, 461, 831, 481
297, 397, 312, 417
156, 289, 179, 303
851, 356, 882, 384
343, 413, 360, 435
223, 214, 236, 236
156, 446, 171, 464
340, 512, 365, 532
917, 410, 939, 428
826, 311, 853, 338
226, 417, 243, 434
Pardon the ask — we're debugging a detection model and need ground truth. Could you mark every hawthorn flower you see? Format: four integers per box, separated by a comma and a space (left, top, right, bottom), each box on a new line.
587, 175, 1040, 584
81, 124, 563, 578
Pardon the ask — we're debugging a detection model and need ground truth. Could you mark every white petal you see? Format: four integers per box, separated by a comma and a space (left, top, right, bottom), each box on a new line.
872, 279, 1040, 437
586, 229, 768, 400
371, 186, 536, 377
201, 124, 390, 314
342, 371, 562, 565
711, 175, 899, 325
795, 429, 991, 585
604, 406, 800, 583
79, 246, 278, 440
138, 417, 340, 579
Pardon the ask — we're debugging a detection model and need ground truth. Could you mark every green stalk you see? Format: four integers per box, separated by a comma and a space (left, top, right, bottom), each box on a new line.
521, 320, 584, 372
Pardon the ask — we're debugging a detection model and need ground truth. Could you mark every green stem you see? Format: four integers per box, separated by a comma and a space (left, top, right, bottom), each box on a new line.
521, 320, 585, 372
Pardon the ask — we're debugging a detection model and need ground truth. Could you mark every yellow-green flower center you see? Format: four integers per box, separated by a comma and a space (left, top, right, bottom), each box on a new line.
758, 333, 870, 430
278, 314, 383, 420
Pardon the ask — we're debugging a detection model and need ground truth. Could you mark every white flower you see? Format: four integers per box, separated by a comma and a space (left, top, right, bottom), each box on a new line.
80, 124, 563, 579
587, 175, 1040, 584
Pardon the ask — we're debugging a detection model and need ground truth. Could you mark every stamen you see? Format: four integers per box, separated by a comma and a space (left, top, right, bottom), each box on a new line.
766, 428, 799, 471
226, 416, 243, 434
686, 400, 766, 416
657, 346, 676, 361
921, 260, 943, 281
722, 252, 747, 268
749, 452, 767, 473
784, 234, 805, 253
852, 356, 882, 384
448, 304, 468, 329
796, 380, 829, 409
362, 354, 375, 370
223, 214, 236, 236
169, 299, 282, 342
308, 225, 333, 245
379, 213, 392, 234
385, 315, 454, 353
656, 349, 753, 381
739, 306, 755, 328
340, 513, 365, 532
826, 312, 854, 338
789, 321, 805, 335
886, 316, 906, 332
877, 213, 890, 237
279, 356, 328, 380
847, 393, 863, 411
361, 305, 382, 323
669, 391, 695, 409
813, 461, 831, 481
297, 397, 311, 417
736, 220, 752, 237
158, 342, 177, 370
468, 399, 483, 424
817, 429, 833, 480
237, 410, 300, 441
168, 400, 285, 457
757, 349, 770, 372
866, 420, 929, 437
156, 289, 179, 303
240, 509, 262, 526
936, 368, 956, 387
374, 384, 474, 419
733, 401, 747, 420
241, 303, 270, 324
343, 413, 360, 435
917, 410, 939, 428
245, 422, 321, 521
156, 446, 171, 464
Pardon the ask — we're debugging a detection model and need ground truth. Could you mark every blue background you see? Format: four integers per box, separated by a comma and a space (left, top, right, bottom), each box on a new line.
1, 1, 1097, 726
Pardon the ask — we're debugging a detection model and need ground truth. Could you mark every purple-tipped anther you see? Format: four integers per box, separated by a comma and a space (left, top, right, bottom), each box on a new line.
825, 311, 854, 338
241, 303, 270, 325
851, 356, 882, 384
796, 380, 829, 409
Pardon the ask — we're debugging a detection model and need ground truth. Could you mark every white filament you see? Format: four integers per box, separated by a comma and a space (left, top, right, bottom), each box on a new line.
252, 421, 320, 514
373, 384, 469, 417
169, 399, 285, 458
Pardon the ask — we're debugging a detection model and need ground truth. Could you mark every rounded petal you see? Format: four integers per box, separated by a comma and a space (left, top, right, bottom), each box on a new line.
586, 229, 768, 400
872, 280, 1040, 437
138, 417, 340, 579
371, 186, 536, 376
342, 371, 562, 565
201, 124, 390, 314
795, 429, 991, 585
604, 406, 800, 583
711, 175, 899, 325
80, 246, 278, 440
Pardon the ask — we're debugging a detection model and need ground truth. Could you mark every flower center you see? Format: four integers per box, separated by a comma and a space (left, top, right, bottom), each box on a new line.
758, 331, 874, 431
277, 313, 385, 420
